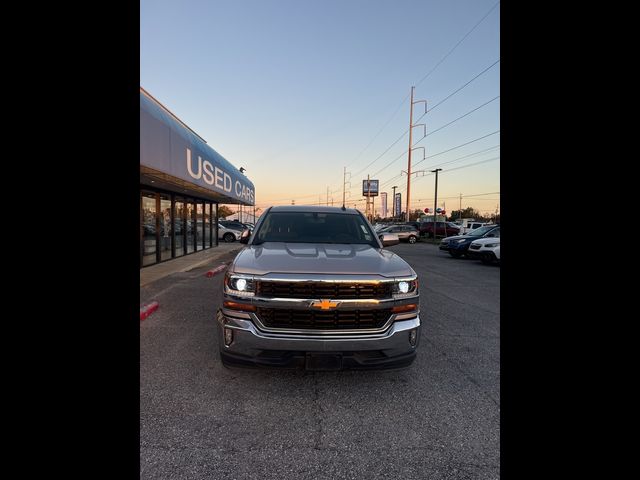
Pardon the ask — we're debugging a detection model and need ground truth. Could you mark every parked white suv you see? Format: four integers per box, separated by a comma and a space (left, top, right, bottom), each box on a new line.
459, 221, 490, 235
467, 237, 500, 264
218, 223, 244, 242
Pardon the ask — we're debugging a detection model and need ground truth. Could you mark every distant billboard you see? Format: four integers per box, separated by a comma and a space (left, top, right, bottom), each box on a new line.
362, 179, 379, 197
395, 192, 401, 218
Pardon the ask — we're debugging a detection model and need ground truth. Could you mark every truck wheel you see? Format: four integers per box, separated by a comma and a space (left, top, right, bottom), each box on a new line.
223, 232, 235, 243
408, 235, 417, 244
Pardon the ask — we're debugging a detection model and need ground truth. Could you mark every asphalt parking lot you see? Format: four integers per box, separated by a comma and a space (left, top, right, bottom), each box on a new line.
140, 241, 500, 479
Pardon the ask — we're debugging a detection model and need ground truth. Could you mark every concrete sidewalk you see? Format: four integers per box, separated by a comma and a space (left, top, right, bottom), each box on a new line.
140, 243, 243, 287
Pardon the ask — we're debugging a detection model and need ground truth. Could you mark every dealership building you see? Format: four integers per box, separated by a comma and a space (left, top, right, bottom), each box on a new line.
140, 87, 255, 268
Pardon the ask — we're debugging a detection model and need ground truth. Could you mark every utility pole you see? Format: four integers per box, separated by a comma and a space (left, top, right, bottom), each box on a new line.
366, 174, 371, 221
326, 186, 329, 206
343, 167, 346, 208
431, 168, 442, 238
405, 86, 427, 222
372, 195, 375, 221
392, 185, 397, 219
405, 87, 414, 222
459, 193, 462, 221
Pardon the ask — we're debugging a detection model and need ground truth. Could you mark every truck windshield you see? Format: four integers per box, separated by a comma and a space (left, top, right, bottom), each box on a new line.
252, 212, 377, 246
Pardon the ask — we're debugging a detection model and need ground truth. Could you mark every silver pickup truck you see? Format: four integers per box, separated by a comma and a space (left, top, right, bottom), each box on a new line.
216, 205, 421, 370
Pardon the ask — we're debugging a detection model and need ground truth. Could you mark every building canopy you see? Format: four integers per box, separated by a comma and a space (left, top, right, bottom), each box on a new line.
140, 87, 255, 206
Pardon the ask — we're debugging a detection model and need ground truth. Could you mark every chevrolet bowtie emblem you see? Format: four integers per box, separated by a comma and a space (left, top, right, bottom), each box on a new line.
311, 299, 339, 310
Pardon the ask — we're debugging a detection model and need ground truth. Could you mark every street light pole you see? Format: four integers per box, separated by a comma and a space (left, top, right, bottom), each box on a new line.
431, 168, 442, 239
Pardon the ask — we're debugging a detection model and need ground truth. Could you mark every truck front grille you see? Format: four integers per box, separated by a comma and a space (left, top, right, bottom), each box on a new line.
255, 281, 392, 299
256, 308, 392, 330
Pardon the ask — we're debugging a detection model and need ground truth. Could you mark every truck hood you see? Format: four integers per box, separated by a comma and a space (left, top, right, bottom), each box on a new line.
231, 242, 415, 277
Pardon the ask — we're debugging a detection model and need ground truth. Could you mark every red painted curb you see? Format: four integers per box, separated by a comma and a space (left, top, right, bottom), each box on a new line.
206, 264, 227, 278
140, 301, 159, 321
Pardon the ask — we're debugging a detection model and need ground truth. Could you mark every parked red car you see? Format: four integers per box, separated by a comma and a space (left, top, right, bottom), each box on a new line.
419, 221, 460, 238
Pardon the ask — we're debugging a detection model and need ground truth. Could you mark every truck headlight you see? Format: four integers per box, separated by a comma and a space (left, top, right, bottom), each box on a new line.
225, 274, 255, 297
392, 278, 418, 298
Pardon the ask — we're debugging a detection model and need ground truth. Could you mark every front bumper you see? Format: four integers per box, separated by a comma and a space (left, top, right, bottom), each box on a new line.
467, 250, 497, 261
216, 309, 421, 370
440, 241, 470, 252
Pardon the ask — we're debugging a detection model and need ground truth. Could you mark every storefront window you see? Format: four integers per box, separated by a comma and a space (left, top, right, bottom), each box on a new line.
174, 199, 185, 257
160, 194, 172, 261
186, 202, 195, 254
204, 203, 211, 248
141, 192, 157, 266
141, 190, 226, 266
196, 202, 204, 250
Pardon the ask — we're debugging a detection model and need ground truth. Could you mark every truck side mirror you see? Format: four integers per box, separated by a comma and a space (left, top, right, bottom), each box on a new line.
239, 228, 251, 244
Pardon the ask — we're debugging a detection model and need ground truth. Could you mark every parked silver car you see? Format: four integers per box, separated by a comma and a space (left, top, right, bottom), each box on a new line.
377, 224, 420, 244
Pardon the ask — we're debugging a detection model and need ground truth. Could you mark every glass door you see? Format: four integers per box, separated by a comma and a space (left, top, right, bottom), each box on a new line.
186, 201, 195, 254
160, 194, 172, 261
204, 203, 211, 248
174, 198, 185, 257
141, 192, 157, 266
196, 202, 204, 251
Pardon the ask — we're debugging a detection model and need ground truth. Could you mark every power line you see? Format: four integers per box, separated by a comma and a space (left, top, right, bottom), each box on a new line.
373, 129, 500, 179
410, 156, 500, 189
414, 59, 500, 125
462, 191, 501, 198
413, 130, 500, 167
351, 130, 409, 177
368, 97, 500, 180
378, 144, 499, 191
408, 157, 500, 196
415, 145, 500, 172
443, 156, 499, 173
415, 1, 501, 87
346, 95, 410, 168
331, 64, 500, 196
423, 96, 500, 138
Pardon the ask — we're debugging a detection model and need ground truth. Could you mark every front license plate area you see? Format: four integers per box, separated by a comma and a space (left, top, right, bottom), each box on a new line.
305, 353, 343, 371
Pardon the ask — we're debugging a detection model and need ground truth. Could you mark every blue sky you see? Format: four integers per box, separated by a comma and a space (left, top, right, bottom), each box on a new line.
141, 0, 500, 216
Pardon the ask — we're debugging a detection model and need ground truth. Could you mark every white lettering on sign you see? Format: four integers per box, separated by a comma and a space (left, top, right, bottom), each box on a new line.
202, 160, 214, 185
214, 166, 224, 189
186, 148, 202, 179
185, 147, 254, 203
